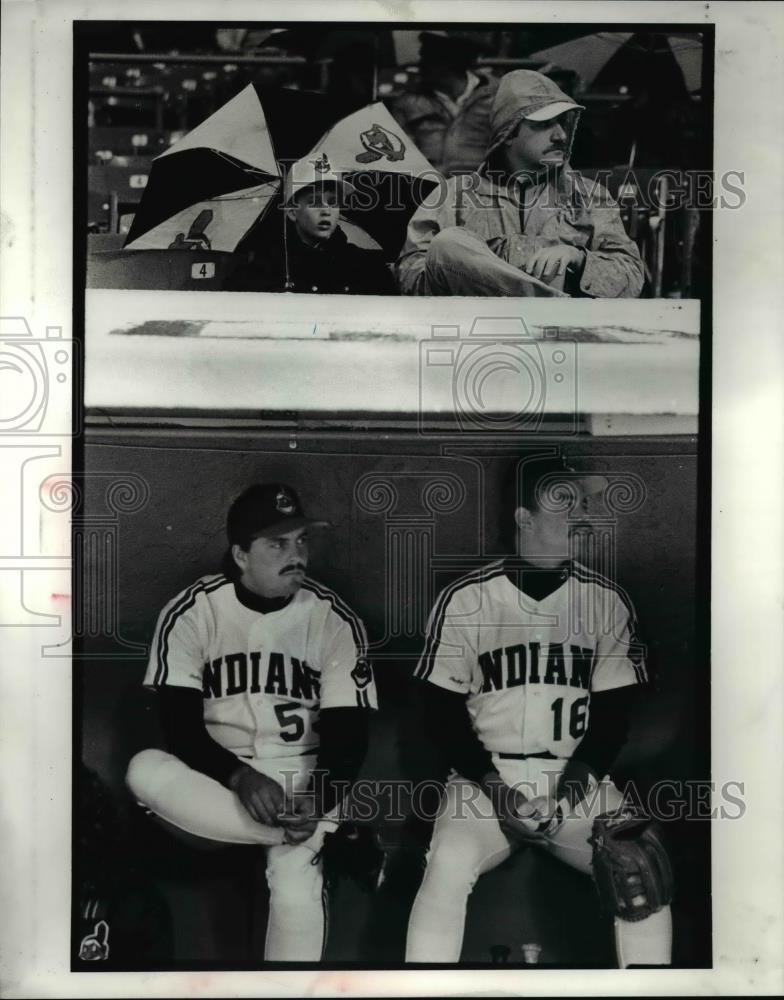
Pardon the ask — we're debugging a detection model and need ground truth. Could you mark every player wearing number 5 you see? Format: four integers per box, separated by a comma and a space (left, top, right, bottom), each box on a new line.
406, 453, 673, 966
126, 483, 377, 962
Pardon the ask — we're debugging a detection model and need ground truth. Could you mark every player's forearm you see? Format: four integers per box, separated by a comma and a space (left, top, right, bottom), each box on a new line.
418, 680, 498, 785
159, 686, 243, 789
479, 770, 510, 815
558, 686, 636, 805
313, 707, 370, 814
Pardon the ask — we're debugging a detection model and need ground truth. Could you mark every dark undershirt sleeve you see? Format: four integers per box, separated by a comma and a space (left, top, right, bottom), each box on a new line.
313, 707, 370, 814
417, 680, 497, 785
159, 686, 243, 789
557, 685, 636, 806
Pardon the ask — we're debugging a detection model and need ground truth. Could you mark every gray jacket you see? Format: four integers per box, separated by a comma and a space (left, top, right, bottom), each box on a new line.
396, 70, 644, 298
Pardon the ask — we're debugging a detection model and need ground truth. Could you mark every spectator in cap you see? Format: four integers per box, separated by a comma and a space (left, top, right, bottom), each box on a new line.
388, 31, 500, 178
396, 69, 644, 298
227, 158, 395, 294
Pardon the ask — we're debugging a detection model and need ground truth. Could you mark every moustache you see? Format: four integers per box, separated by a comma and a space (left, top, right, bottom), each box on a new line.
280, 564, 306, 575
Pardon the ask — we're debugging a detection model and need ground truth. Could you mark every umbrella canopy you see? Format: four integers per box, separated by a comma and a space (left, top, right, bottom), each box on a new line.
290, 100, 440, 256
530, 31, 703, 94
126, 85, 438, 262
124, 84, 337, 251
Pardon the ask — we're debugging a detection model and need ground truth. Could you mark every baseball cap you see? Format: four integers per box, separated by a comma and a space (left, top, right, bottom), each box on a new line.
285, 154, 356, 206
524, 101, 584, 122
486, 71, 584, 162
227, 483, 330, 547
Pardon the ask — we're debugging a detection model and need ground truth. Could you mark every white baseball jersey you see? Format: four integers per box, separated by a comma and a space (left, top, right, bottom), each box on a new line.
414, 560, 646, 760
144, 573, 377, 759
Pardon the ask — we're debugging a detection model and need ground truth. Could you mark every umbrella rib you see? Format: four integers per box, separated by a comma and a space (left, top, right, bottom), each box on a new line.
210, 147, 280, 177
256, 108, 294, 289
206, 182, 280, 203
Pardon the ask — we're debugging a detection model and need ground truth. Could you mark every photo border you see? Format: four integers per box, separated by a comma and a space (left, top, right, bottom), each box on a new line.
1, 1, 782, 996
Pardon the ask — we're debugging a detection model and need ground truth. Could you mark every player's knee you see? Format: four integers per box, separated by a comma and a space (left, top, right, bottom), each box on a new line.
266, 846, 323, 906
422, 841, 482, 896
125, 748, 175, 804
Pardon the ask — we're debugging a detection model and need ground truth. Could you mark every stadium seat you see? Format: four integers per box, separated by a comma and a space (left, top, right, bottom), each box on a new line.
580, 165, 692, 296
88, 164, 151, 231
91, 154, 156, 171
90, 85, 166, 129
86, 247, 248, 290
87, 187, 112, 232
89, 127, 172, 161
87, 233, 126, 253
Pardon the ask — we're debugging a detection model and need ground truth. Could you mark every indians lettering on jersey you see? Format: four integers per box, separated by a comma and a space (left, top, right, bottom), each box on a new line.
477, 641, 596, 693
416, 561, 646, 759
143, 574, 376, 758
202, 650, 322, 701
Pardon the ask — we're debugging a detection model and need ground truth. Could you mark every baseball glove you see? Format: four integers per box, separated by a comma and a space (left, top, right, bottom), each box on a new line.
314, 823, 386, 893
590, 811, 674, 921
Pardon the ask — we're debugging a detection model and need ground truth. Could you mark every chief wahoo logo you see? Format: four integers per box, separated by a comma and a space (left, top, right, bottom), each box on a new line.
356, 123, 406, 163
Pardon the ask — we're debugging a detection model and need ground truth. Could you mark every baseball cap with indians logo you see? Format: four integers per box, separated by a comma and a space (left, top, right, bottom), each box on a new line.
284, 154, 356, 206
227, 483, 331, 547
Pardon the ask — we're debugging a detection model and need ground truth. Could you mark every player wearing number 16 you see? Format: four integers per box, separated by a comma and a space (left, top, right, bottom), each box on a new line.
126, 483, 377, 962
405, 453, 673, 966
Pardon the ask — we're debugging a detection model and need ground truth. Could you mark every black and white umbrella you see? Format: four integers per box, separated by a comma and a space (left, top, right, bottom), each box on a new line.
530, 31, 703, 95
124, 84, 338, 252
125, 84, 439, 262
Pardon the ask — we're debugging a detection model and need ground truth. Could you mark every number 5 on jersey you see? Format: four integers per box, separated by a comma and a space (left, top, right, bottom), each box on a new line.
275, 701, 305, 742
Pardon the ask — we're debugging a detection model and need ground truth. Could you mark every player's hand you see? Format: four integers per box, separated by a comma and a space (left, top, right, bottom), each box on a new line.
503, 795, 564, 844
482, 774, 560, 846
498, 794, 547, 845
525, 245, 584, 282
277, 794, 320, 845
229, 766, 286, 826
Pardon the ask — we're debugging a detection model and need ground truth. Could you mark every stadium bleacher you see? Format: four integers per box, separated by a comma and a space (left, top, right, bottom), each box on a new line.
85, 40, 704, 295
87, 165, 150, 231
86, 247, 243, 290
89, 126, 175, 162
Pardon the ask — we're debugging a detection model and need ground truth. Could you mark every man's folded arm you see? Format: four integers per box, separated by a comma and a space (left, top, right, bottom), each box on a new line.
159, 686, 244, 788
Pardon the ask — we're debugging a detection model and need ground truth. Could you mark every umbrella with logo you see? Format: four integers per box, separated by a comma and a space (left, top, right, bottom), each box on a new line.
123, 83, 338, 253
287, 100, 440, 258
125, 84, 438, 263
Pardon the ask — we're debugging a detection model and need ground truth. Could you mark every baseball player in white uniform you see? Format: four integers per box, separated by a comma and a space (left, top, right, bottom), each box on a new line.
126, 483, 377, 962
405, 453, 673, 966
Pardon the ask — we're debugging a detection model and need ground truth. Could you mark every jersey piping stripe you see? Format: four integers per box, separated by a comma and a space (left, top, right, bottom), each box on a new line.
416, 562, 506, 682
571, 564, 647, 684
570, 565, 648, 684
300, 578, 368, 655
300, 579, 372, 706
153, 574, 228, 688
416, 562, 506, 681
